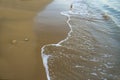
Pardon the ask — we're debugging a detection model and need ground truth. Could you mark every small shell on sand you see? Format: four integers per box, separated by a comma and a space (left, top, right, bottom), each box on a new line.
11, 40, 17, 44
24, 38, 29, 41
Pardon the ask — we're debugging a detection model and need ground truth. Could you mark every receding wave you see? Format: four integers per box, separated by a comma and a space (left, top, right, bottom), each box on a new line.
41, 0, 120, 80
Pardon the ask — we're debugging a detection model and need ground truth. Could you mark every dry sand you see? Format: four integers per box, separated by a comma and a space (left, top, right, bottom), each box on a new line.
0, 0, 58, 80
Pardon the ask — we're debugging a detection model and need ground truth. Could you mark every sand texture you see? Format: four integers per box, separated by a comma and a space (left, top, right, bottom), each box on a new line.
0, 0, 70, 80
0, 0, 52, 80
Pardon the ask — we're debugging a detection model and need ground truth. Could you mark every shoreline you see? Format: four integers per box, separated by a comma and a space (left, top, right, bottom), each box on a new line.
41, 13, 71, 79
0, 0, 71, 80
39, 2, 120, 80
35, 0, 71, 80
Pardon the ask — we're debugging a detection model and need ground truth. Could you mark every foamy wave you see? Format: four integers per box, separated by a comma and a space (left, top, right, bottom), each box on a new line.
41, 10, 72, 80
41, 45, 51, 80
40, 0, 120, 80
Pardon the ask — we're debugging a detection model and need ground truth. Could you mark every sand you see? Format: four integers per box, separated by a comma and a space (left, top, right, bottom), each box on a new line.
0, 0, 70, 80
0, 0, 57, 80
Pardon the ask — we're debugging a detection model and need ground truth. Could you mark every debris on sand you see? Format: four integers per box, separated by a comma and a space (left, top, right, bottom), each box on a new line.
24, 38, 29, 41
11, 40, 17, 44
102, 13, 110, 20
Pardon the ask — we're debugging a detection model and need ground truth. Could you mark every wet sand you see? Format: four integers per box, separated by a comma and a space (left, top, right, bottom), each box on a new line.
0, 0, 69, 80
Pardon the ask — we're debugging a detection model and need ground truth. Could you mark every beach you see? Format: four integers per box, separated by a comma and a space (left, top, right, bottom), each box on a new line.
0, 0, 69, 80
1, 0, 120, 80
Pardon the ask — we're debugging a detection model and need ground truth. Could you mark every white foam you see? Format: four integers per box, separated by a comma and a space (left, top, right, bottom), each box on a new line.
104, 64, 113, 68
101, 78, 107, 80
100, 72, 106, 75
41, 45, 51, 80
41, 10, 73, 80
89, 57, 99, 62
51, 44, 61, 47
75, 65, 84, 68
102, 54, 112, 58
79, 56, 88, 61
91, 72, 98, 76
58, 11, 73, 45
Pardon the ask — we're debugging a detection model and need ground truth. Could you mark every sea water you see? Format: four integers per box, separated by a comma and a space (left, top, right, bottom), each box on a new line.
41, 0, 120, 80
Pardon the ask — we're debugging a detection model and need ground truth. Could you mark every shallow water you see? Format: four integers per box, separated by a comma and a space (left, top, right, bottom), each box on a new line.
41, 0, 120, 80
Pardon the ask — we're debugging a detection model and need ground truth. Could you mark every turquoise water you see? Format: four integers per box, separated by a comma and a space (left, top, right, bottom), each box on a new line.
40, 0, 120, 80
